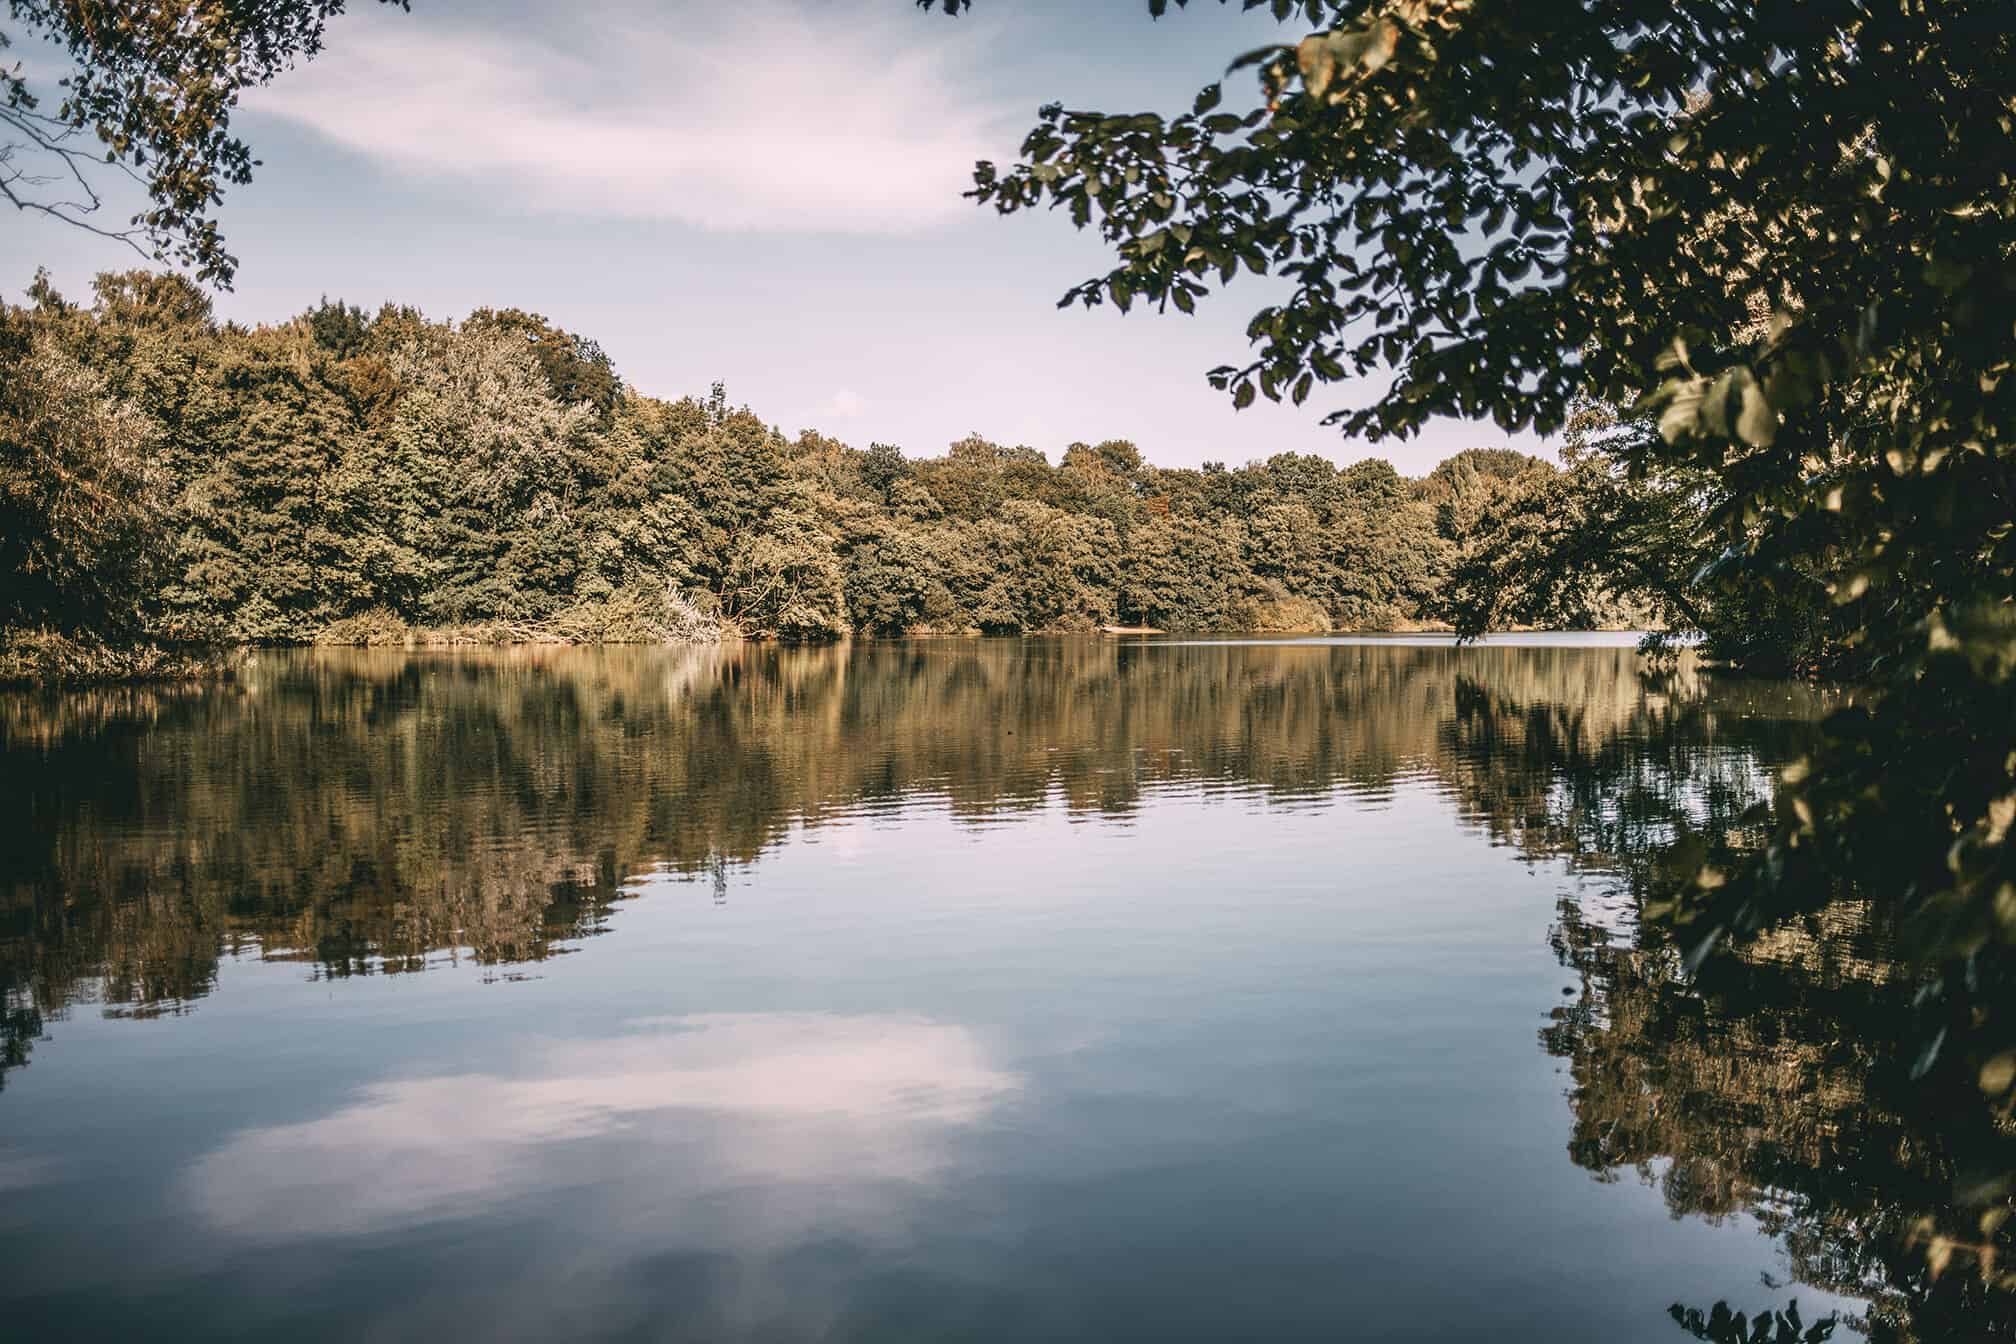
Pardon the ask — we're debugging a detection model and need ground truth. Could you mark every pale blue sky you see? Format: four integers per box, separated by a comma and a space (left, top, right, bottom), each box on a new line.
0, 0, 1542, 473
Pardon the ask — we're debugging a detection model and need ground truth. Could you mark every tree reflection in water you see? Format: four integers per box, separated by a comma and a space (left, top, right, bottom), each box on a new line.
1449, 671, 2016, 1342
0, 638, 2008, 1339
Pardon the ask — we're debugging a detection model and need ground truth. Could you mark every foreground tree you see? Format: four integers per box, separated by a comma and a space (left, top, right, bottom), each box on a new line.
2, 1, 405, 283
925, 0, 2016, 1295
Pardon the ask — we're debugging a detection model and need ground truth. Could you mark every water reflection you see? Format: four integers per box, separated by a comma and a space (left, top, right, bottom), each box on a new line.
1450, 667, 2015, 1342
0, 638, 2005, 1341
190, 1013, 1018, 1240
1547, 891, 2012, 1340
4, 639, 1740, 1048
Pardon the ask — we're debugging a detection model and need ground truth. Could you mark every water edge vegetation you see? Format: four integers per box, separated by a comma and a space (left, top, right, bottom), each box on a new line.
2, 267, 1665, 686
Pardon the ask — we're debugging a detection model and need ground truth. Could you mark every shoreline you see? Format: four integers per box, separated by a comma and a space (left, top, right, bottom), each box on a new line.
1, 623, 1664, 689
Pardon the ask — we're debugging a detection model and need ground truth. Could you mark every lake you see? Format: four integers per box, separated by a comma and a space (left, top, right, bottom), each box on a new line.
0, 636, 1975, 1340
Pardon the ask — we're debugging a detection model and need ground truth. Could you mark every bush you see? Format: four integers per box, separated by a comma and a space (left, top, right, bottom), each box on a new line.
314, 609, 412, 647
1233, 593, 1332, 635
542, 585, 722, 645
0, 630, 237, 687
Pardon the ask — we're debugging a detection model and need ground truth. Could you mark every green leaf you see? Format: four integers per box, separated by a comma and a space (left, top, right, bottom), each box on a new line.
1734, 375, 1778, 448
1297, 35, 1338, 99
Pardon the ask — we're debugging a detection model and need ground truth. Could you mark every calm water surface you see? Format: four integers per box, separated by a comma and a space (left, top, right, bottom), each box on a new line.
0, 638, 1931, 1340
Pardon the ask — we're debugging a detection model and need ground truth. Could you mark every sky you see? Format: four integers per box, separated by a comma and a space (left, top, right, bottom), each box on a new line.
0, 0, 1543, 473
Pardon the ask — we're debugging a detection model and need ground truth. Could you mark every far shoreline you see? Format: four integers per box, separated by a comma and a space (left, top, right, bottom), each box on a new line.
1, 625, 1673, 690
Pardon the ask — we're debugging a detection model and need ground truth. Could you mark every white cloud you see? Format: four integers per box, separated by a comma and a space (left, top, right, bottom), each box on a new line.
246, 5, 1013, 234
185, 1013, 1019, 1241
822, 388, 869, 419
0, 1152, 60, 1192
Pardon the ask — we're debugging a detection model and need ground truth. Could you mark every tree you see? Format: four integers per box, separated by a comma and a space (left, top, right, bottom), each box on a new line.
463, 307, 623, 414
926, 0, 2014, 668
0, 312, 160, 637
924, 0, 2016, 1275
163, 320, 394, 641
3, 2, 407, 284
387, 325, 600, 624
306, 297, 371, 360
0, 259, 1887, 653
858, 440, 913, 501
1118, 512, 1237, 628
719, 487, 848, 640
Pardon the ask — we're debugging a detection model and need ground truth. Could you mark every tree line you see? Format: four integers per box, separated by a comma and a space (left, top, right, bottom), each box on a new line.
0, 266, 1646, 673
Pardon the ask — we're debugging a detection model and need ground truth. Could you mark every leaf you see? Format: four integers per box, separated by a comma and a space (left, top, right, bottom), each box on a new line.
1359, 19, 1400, 73
1924, 256, 1974, 292
1225, 43, 1289, 75
1297, 35, 1338, 99
1734, 373, 1778, 447
1910, 1025, 1948, 1080
1652, 375, 1708, 444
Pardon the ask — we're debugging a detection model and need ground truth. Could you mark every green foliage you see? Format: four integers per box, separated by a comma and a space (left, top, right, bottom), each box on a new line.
462, 308, 624, 414
389, 325, 603, 625
5, 267, 1596, 657
930, 0, 2016, 678
0, 313, 162, 637
2, 2, 407, 284
858, 440, 913, 500
313, 608, 411, 647
1118, 513, 1237, 629
922, 0, 2016, 1298
720, 490, 849, 640
0, 628, 234, 687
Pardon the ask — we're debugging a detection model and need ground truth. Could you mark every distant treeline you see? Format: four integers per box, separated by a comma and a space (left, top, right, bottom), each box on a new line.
1, 269, 1628, 670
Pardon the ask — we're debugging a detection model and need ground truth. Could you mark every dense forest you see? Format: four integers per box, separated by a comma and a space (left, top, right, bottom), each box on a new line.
0, 267, 1640, 678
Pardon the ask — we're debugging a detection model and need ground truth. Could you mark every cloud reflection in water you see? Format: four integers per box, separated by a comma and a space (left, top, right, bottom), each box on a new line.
187, 1013, 1020, 1245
